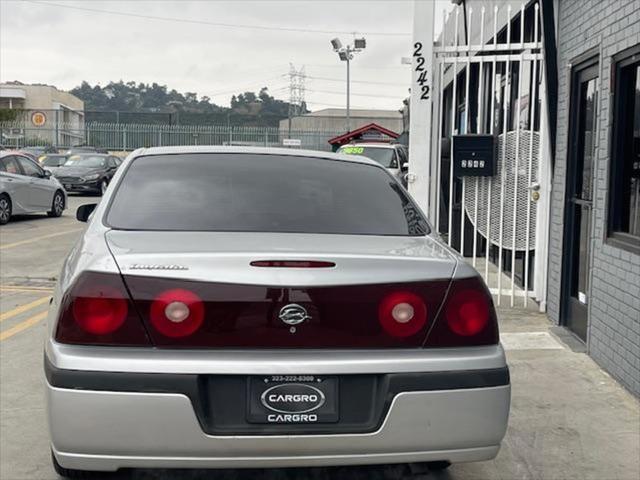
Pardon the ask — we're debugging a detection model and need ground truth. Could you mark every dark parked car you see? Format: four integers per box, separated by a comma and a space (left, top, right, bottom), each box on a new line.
20, 146, 59, 159
64, 146, 109, 155
55, 153, 122, 195
40, 154, 69, 175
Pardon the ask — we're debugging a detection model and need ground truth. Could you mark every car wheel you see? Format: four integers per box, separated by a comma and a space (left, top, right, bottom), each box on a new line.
48, 191, 65, 217
0, 194, 11, 225
51, 451, 102, 479
99, 179, 108, 196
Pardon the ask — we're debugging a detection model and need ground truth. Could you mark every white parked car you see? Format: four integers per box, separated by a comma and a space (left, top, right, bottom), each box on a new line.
337, 142, 409, 185
0, 151, 67, 225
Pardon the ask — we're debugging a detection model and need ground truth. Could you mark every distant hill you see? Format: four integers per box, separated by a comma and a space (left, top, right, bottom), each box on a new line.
70, 81, 308, 127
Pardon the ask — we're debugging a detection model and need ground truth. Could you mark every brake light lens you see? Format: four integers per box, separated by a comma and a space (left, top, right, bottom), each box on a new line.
72, 285, 128, 335
55, 272, 150, 346
378, 291, 427, 338
149, 289, 204, 338
424, 276, 498, 347
250, 260, 336, 268
445, 288, 490, 336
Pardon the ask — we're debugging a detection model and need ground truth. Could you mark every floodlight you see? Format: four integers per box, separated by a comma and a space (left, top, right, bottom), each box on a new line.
354, 38, 366, 49
338, 51, 349, 61
331, 38, 342, 51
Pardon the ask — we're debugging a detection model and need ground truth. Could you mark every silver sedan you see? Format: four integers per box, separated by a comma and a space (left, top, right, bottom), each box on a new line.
0, 151, 67, 225
45, 146, 510, 477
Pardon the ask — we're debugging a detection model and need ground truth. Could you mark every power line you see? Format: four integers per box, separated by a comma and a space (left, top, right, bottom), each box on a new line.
305, 64, 407, 70
25, 1, 411, 37
304, 99, 400, 110
305, 88, 402, 100
306, 75, 407, 87
273, 85, 403, 100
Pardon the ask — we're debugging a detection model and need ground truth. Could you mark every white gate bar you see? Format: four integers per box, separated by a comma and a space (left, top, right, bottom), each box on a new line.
447, 7, 460, 247
524, 3, 540, 307
520, 3, 525, 48
435, 8, 447, 233
485, 5, 499, 284
507, 4, 512, 49
435, 58, 444, 231
510, 53, 525, 307
489, 288, 536, 298
439, 53, 542, 63
497, 5, 512, 306
434, 42, 541, 54
472, 6, 486, 270
460, 7, 473, 257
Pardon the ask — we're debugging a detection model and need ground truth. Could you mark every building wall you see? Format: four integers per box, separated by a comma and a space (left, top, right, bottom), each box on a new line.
547, 0, 640, 395
0, 84, 84, 146
279, 110, 402, 135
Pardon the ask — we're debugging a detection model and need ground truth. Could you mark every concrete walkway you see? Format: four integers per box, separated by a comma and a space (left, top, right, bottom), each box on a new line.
446, 309, 640, 480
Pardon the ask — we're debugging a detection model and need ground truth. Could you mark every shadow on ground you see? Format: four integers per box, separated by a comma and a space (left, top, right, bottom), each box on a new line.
79, 464, 450, 480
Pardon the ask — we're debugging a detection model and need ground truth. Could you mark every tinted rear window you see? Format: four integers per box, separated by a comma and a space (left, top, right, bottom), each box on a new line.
106, 153, 428, 235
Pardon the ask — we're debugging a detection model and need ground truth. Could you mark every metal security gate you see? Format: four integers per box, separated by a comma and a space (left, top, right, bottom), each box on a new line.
430, 2, 550, 310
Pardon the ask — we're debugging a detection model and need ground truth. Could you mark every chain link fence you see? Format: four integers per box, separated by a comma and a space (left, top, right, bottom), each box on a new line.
0, 121, 342, 153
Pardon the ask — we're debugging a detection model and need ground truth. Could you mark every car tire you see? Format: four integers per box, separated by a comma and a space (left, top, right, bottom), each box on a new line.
99, 179, 108, 196
0, 194, 11, 225
51, 452, 102, 479
48, 191, 65, 218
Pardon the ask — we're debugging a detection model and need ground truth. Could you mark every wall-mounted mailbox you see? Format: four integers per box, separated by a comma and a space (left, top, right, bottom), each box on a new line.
453, 134, 495, 177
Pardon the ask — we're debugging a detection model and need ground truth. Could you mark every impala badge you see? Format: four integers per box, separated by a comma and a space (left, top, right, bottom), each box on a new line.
278, 304, 310, 326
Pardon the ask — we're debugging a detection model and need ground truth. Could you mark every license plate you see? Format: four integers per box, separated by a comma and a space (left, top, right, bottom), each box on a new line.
64, 184, 71, 189
247, 376, 338, 424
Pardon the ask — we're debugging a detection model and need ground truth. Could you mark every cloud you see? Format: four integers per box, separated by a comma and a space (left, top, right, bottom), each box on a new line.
1, 0, 449, 110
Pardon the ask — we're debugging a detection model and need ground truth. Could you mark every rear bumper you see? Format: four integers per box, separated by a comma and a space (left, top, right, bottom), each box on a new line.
48, 384, 509, 471
46, 344, 510, 471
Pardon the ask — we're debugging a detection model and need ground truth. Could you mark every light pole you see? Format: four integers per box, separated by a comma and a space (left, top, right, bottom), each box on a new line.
331, 37, 366, 132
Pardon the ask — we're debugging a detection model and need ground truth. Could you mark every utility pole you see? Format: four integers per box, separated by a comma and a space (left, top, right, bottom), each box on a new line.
288, 64, 306, 137
331, 37, 366, 133
346, 56, 350, 131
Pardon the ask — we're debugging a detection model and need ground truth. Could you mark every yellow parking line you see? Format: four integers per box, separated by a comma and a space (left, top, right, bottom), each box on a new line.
0, 228, 82, 250
0, 311, 48, 341
0, 286, 54, 293
0, 296, 51, 322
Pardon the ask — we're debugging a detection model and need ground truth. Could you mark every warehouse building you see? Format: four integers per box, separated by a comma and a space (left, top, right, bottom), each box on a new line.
0, 82, 84, 147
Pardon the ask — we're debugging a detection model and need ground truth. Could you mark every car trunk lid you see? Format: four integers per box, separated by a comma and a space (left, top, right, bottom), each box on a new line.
105, 231, 458, 348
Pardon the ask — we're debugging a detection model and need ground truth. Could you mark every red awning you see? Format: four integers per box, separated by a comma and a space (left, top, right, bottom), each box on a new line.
328, 123, 400, 146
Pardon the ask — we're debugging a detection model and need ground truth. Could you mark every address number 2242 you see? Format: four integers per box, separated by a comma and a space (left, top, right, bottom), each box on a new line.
413, 42, 430, 100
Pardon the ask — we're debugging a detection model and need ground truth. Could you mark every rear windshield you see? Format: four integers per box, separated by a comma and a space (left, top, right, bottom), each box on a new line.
64, 155, 106, 167
338, 146, 398, 168
42, 155, 67, 167
106, 153, 429, 236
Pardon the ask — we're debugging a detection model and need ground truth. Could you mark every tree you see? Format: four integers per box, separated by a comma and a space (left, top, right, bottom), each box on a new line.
70, 81, 306, 127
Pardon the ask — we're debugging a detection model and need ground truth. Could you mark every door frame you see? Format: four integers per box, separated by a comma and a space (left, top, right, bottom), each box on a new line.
559, 54, 599, 341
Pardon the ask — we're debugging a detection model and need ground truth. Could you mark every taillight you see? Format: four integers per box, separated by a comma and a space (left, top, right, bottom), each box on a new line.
55, 272, 150, 346
445, 288, 489, 336
72, 285, 128, 335
149, 289, 204, 338
424, 276, 498, 347
378, 291, 427, 338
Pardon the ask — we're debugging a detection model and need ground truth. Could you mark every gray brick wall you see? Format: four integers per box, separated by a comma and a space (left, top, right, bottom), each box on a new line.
547, 0, 640, 396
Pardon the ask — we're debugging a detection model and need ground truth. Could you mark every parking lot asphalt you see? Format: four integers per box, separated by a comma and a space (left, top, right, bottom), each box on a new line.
0, 195, 639, 480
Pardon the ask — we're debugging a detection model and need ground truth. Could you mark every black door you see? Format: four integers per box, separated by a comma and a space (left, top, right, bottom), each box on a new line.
562, 62, 599, 341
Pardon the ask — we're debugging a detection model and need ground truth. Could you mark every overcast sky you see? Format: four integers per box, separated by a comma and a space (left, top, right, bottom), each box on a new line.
0, 0, 452, 111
